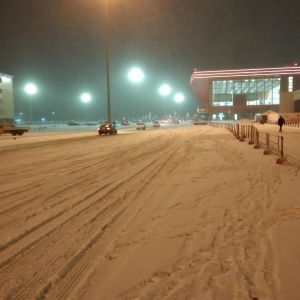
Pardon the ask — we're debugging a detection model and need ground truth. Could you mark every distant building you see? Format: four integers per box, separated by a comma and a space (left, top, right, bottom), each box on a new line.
190, 66, 300, 120
0, 72, 14, 123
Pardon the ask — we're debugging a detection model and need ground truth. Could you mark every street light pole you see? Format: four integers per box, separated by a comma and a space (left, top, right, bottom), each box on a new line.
81, 93, 91, 122
128, 67, 145, 121
52, 112, 56, 126
25, 83, 37, 123
104, 0, 111, 123
29, 95, 32, 122
159, 84, 171, 119
174, 93, 184, 118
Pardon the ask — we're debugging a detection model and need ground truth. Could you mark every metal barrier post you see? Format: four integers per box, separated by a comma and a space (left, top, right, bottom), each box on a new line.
248, 125, 255, 145
276, 136, 287, 164
263, 133, 272, 155
239, 125, 245, 142
236, 124, 240, 139
247, 125, 250, 138
254, 129, 260, 149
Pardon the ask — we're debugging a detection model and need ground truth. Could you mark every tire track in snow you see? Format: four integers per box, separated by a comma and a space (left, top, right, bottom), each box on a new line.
0, 130, 184, 299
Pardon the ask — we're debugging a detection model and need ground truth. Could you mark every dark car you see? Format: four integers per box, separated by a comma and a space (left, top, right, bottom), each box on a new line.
97, 124, 117, 135
83, 122, 98, 126
136, 122, 146, 130
121, 120, 130, 126
67, 121, 81, 126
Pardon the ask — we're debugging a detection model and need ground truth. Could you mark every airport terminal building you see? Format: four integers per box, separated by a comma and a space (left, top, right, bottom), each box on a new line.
191, 66, 300, 120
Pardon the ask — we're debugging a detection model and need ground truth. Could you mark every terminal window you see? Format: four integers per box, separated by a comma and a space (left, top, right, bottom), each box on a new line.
288, 76, 293, 92
210, 77, 280, 106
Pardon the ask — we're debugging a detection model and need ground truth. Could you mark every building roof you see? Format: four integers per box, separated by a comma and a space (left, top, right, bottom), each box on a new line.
191, 66, 300, 82
0, 72, 14, 78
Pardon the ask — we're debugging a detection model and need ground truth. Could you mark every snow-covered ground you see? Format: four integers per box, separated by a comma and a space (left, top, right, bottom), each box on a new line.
0, 123, 299, 299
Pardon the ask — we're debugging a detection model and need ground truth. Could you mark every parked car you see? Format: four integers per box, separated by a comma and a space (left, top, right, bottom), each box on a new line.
121, 120, 130, 126
136, 122, 146, 130
67, 121, 81, 126
84, 122, 98, 126
153, 120, 160, 127
97, 124, 117, 135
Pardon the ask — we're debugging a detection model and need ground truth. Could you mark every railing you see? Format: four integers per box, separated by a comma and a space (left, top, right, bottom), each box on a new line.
210, 122, 286, 164
285, 121, 300, 127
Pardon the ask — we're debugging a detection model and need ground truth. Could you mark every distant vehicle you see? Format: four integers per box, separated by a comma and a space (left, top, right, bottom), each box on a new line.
84, 122, 98, 126
0, 122, 30, 136
193, 120, 208, 125
121, 120, 130, 126
67, 121, 81, 126
195, 108, 209, 125
136, 122, 146, 130
153, 120, 160, 127
97, 124, 117, 135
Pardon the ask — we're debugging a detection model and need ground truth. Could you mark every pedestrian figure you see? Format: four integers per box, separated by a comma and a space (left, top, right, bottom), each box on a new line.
278, 115, 285, 133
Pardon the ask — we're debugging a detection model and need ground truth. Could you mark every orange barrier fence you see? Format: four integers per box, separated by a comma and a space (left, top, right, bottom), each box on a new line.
285, 121, 300, 127
210, 122, 286, 164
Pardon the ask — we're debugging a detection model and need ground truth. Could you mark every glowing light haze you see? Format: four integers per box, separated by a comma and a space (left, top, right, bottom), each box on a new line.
159, 84, 171, 96
174, 93, 184, 103
81, 93, 91, 103
24, 83, 37, 95
127, 67, 144, 83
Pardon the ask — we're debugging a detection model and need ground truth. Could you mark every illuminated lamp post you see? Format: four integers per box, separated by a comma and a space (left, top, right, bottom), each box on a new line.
128, 67, 144, 119
52, 111, 57, 126
24, 83, 37, 123
81, 93, 91, 122
159, 84, 171, 119
174, 92, 184, 117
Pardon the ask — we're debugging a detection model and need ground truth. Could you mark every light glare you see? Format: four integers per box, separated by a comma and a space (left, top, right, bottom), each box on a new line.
25, 83, 37, 95
128, 67, 144, 83
81, 93, 91, 103
174, 93, 184, 103
159, 84, 171, 96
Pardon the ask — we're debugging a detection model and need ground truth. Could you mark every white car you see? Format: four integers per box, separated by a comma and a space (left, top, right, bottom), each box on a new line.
136, 122, 146, 130
153, 121, 160, 127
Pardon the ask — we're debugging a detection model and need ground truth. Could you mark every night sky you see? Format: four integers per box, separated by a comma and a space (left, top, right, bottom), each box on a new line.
1, 0, 299, 122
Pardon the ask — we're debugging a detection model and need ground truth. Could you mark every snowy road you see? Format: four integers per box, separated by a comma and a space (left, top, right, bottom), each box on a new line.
0, 123, 300, 299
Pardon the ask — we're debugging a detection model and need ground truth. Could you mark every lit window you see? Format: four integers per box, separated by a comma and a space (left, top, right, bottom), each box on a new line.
288, 76, 293, 92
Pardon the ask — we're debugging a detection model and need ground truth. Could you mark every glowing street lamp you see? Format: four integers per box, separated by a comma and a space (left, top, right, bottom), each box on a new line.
81, 93, 91, 121
52, 111, 56, 126
159, 84, 171, 118
24, 83, 37, 123
174, 92, 184, 117
128, 67, 144, 83
128, 67, 144, 119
